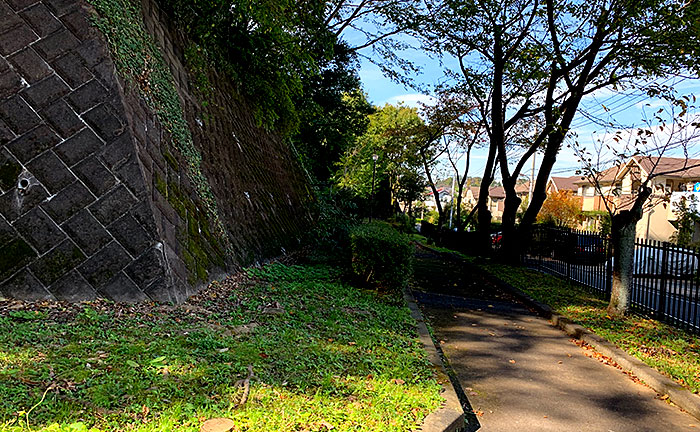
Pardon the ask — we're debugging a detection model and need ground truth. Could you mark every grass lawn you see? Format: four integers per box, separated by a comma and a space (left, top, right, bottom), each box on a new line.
477, 260, 700, 393
0, 262, 442, 431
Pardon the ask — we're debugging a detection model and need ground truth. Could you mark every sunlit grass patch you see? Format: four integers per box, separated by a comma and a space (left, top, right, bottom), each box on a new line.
0, 263, 441, 431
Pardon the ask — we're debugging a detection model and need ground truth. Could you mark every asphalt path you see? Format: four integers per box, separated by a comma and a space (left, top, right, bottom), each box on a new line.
412, 249, 699, 431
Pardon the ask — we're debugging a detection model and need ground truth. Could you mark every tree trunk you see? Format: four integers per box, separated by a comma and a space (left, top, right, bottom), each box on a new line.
420, 148, 445, 228
498, 183, 522, 263
608, 186, 651, 316
608, 210, 640, 316
475, 134, 498, 252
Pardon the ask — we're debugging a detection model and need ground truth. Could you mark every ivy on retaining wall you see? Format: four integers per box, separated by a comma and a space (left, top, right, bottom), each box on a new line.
86, 0, 230, 254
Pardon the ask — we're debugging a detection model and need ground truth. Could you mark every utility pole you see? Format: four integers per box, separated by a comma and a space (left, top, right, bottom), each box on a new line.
449, 174, 457, 229
370, 154, 378, 222
528, 151, 536, 204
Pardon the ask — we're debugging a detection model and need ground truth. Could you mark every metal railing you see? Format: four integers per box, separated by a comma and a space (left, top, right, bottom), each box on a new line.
524, 226, 700, 334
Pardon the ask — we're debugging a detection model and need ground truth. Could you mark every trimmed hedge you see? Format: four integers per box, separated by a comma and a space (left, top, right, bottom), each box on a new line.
349, 222, 413, 289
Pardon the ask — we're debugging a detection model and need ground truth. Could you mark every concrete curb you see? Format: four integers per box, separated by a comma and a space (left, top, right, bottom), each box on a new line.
404, 290, 467, 432
480, 269, 700, 422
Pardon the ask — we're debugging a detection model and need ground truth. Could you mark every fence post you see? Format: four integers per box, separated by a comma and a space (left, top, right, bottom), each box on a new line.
566, 229, 571, 280
658, 242, 669, 320
605, 236, 612, 300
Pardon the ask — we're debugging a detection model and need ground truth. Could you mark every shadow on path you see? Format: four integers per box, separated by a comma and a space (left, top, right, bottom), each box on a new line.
412, 247, 698, 432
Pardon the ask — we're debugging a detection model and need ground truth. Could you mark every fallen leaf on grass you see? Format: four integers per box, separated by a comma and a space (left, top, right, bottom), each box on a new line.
392, 379, 405, 385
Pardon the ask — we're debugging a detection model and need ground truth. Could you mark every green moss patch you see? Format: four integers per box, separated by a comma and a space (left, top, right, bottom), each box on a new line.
0, 238, 36, 280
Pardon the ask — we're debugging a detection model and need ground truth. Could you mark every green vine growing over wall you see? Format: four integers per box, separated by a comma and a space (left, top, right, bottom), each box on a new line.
86, 0, 231, 256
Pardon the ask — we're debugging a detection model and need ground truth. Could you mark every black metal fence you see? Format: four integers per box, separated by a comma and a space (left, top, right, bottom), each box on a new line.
524, 226, 700, 334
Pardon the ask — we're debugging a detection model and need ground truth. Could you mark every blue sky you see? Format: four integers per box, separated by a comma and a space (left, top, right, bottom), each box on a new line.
354, 46, 700, 182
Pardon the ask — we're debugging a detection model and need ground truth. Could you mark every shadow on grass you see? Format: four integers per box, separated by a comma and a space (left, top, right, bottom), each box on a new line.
0, 263, 442, 431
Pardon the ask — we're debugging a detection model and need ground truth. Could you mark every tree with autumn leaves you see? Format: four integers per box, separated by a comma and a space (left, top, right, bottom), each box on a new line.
537, 191, 582, 228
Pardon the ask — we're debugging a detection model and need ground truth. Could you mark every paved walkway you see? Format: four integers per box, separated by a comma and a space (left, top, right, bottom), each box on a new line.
412, 249, 699, 432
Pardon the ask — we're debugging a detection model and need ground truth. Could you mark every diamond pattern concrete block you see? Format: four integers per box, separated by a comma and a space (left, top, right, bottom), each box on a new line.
124, 247, 164, 289
48, 270, 96, 302
41, 99, 84, 138
33, 28, 79, 60
21, 74, 69, 110
52, 51, 93, 89
1, 270, 52, 301
0, 95, 41, 135
0, 66, 22, 99
0, 181, 49, 222
116, 154, 148, 198
99, 132, 133, 169
43, 0, 79, 17
5, 124, 60, 162
108, 213, 153, 257
83, 103, 125, 141
30, 238, 85, 285
60, 8, 91, 40
0, 23, 38, 56
0, 148, 21, 191
19, 3, 61, 37
5, 0, 39, 11
0, 2, 24, 30
42, 180, 95, 223
26, 150, 74, 194
78, 241, 131, 287
0, 119, 14, 146
72, 156, 116, 196
62, 209, 112, 255
14, 207, 64, 254
67, 79, 108, 113
8, 47, 51, 83
89, 184, 137, 225
0, 213, 16, 247
99, 271, 147, 303
54, 127, 102, 166
0, 237, 36, 281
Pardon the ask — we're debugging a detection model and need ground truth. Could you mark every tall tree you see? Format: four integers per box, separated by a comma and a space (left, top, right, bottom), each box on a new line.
405, 91, 479, 228
335, 104, 424, 208
537, 190, 581, 228
414, 0, 700, 257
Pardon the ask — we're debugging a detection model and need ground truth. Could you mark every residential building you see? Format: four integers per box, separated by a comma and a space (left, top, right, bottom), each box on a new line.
546, 176, 580, 195
565, 157, 700, 241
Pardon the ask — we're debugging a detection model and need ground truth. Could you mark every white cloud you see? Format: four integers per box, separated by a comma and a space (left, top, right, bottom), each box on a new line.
382, 93, 436, 108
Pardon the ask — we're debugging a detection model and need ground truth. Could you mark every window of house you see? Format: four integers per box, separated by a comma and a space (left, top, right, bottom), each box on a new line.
629, 180, 641, 195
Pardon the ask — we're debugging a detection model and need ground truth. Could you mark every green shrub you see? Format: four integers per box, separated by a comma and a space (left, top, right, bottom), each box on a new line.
309, 186, 359, 259
349, 222, 413, 289
388, 213, 417, 234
